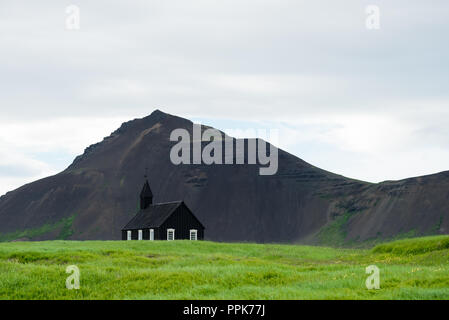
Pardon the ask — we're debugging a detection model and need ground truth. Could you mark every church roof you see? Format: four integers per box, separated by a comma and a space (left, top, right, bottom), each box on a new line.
122, 201, 183, 230
140, 180, 153, 198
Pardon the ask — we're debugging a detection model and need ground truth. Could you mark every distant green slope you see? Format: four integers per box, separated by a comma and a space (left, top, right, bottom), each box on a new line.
0, 214, 76, 242
0, 237, 448, 299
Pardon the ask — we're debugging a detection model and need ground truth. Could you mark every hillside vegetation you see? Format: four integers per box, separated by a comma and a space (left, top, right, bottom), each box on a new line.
0, 236, 448, 299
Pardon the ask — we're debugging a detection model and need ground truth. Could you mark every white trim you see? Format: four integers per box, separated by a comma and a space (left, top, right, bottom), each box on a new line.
138, 229, 143, 240
127, 230, 131, 241
149, 229, 154, 241
190, 229, 198, 241
167, 228, 175, 241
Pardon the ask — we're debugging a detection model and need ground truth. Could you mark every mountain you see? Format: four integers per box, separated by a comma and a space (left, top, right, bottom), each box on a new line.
0, 110, 448, 244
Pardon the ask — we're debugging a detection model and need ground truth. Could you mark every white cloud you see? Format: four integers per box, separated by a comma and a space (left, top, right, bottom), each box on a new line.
0, 0, 449, 192
0, 117, 128, 195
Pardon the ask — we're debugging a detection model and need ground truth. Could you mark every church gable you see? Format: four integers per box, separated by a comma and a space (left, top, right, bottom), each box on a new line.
121, 176, 205, 241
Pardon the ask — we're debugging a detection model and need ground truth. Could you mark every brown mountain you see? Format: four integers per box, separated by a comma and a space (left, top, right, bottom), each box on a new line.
0, 110, 447, 244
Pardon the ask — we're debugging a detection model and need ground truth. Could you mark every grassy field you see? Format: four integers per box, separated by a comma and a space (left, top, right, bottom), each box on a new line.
0, 236, 448, 299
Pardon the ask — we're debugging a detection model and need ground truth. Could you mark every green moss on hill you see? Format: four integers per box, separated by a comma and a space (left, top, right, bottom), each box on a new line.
317, 212, 352, 247
0, 214, 77, 242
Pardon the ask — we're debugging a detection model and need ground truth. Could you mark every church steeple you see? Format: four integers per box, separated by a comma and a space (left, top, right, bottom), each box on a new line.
140, 171, 153, 209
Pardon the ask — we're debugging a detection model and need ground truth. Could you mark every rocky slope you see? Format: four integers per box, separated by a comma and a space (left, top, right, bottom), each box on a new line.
0, 110, 447, 244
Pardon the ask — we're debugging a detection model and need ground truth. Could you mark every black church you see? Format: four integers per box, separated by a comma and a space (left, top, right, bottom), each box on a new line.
121, 178, 205, 241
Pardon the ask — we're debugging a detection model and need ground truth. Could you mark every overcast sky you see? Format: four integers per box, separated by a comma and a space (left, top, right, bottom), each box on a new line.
1, 1, 449, 195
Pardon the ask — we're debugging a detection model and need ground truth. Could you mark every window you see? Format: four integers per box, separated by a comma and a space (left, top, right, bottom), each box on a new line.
127, 230, 131, 241
149, 229, 154, 241
190, 229, 198, 241
167, 228, 175, 241
138, 229, 142, 240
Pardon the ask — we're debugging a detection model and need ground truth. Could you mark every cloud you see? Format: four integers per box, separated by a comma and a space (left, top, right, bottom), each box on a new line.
0, 1, 449, 191
197, 107, 449, 182
0, 117, 128, 195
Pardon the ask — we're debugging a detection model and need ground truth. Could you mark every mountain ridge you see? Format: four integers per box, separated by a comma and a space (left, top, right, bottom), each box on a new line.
0, 109, 448, 244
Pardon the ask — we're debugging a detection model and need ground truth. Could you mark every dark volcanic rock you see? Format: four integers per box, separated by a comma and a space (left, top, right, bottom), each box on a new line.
0, 110, 448, 243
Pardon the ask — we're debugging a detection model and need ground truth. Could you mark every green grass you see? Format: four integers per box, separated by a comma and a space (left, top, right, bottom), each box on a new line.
372, 235, 449, 255
0, 236, 448, 299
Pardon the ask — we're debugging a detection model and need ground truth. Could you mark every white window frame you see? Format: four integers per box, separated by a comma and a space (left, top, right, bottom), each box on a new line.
167, 228, 175, 241
190, 229, 198, 241
127, 230, 131, 241
149, 229, 154, 241
138, 229, 143, 240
